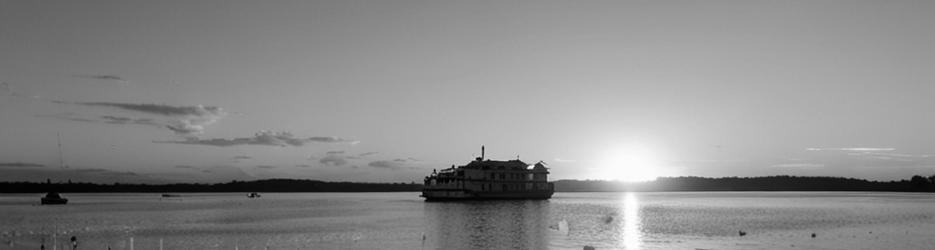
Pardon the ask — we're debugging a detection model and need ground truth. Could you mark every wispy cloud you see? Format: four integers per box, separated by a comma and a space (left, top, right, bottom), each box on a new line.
174, 165, 198, 169
84, 102, 226, 136
233, 155, 252, 160
74, 102, 223, 117
367, 158, 419, 170
800, 147, 935, 169
47, 101, 226, 136
38, 113, 100, 123
805, 147, 933, 163
42, 113, 191, 134
100, 115, 159, 126
76, 168, 141, 177
256, 165, 277, 169
326, 150, 345, 155
166, 124, 202, 135
0, 162, 45, 168
806, 147, 896, 152
858, 152, 932, 159
154, 131, 358, 147
345, 151, 379, 160
771, 163, 825, 168
368, 160, 404, 169
843, 151, 934, 163
295, 164, 313, 168
554, 158, 577, 163
310, 137, 360, 144
320, 155, 349, 166
73, 74, 128, 82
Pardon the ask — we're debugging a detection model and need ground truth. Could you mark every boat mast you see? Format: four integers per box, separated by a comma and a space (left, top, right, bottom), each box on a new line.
57, 132, 65, 169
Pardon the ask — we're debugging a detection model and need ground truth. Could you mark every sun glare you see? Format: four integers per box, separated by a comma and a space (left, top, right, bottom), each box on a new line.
597, 145, 661, 182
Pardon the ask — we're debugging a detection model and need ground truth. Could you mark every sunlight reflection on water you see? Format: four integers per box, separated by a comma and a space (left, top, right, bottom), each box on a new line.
622, 192, 641, 249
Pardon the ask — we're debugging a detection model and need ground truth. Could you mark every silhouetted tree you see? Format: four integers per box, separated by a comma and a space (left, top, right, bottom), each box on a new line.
0, 179, 424, 193
553, 175, 934, 192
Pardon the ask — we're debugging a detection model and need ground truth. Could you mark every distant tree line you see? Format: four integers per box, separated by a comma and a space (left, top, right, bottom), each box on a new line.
554, 175, 935, 192
5, 175, 935, 193
0, 179, 423, 193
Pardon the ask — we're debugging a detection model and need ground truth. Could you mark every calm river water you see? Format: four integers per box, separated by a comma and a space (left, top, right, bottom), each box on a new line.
1, 192, 934, 250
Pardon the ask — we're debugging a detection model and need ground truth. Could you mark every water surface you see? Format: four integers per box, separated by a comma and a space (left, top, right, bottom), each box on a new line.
1, 192, 933, 249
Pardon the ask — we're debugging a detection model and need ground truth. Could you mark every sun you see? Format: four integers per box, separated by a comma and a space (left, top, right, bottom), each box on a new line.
596, 144, 661, 182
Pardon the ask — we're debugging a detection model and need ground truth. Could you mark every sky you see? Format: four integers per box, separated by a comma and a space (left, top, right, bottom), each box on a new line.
1, 0, 933, 183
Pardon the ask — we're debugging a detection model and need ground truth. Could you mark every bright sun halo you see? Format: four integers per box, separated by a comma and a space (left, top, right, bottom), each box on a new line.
597, 145, 660, 182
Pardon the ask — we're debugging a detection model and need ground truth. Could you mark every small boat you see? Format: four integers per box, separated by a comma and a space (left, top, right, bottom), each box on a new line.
247, 192, 261, 198
41, 192, 68, 205
40, 134, 70, 205
161, 194, 183, 198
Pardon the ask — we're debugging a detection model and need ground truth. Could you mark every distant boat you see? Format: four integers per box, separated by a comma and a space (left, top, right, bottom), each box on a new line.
247, 192, 261, 198
421, 146, 554, 201
41, 192, 68, 205
161, 194, 183, 198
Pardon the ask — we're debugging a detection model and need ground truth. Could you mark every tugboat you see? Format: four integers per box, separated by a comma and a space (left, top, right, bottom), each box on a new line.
421, 146, 554, 201
247, 192, 261, 198
41, 192, 68, 205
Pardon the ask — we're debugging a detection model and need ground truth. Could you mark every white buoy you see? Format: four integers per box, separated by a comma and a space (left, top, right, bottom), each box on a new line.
160, 238, 164, 250
129, 237, 134, 250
